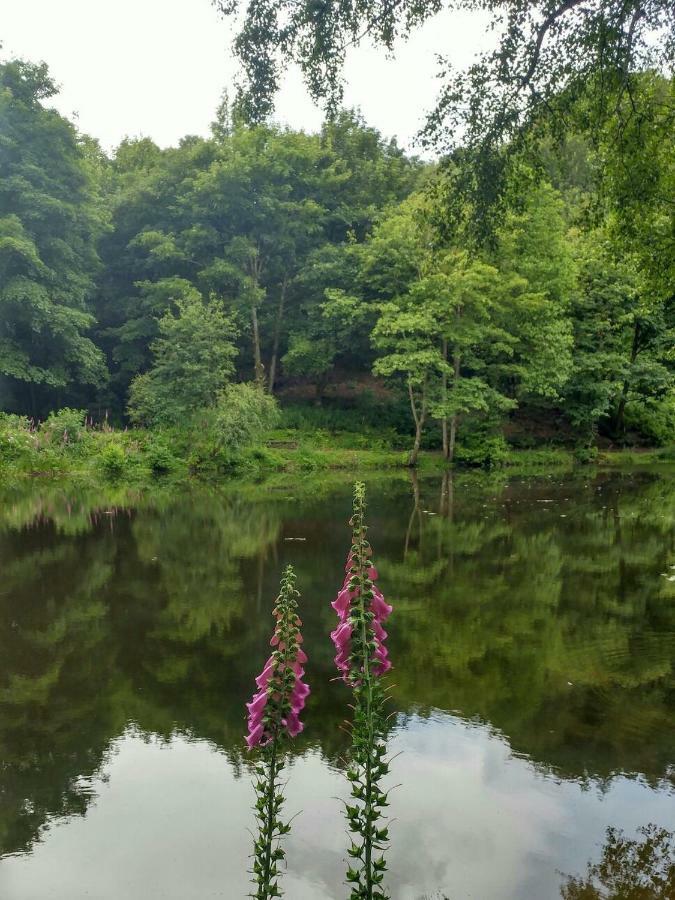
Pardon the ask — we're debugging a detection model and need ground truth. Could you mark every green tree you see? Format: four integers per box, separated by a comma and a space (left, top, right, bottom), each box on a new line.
564, 230, 674, 444
209, 382, 280, 455
0, 60, 107, 415
96, 114, 422, 412
127, 292, 238, 426
218, 0, 673, 243
494, 181, 575, 404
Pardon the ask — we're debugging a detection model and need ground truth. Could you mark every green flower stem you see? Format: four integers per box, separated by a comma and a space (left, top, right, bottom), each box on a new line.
345, 482, 389, 900
260, 737, 279, 900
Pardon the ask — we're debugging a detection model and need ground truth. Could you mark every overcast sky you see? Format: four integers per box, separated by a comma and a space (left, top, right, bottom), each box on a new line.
1, 0, 492, 155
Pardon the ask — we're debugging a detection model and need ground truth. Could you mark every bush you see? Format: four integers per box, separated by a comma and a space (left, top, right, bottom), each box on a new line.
99, 443, 127, 477
211, 383, 280, 455
279, 396, 411, 437
225, 445, 285, 475
142, 438, 179, 475
454, 434, 508, 469
0, 413, 36, 463
623, 398, 675, 447
39, 408, 88, 448
574, 445, 599, 464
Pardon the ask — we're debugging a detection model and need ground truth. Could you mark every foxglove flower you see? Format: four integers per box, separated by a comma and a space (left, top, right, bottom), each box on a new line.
246, 565, 309, 900
331, 502, 392, 684
246, 574, 309, 750
333, 483, 393, 900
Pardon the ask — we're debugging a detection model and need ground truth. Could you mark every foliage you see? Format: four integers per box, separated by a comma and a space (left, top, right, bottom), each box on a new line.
127, 294, 238, 427
216, 0, 673, 241
560, 825, 675, 899
39, 408, 89, 447
278, 402, 409, 442
624, 398, 675, 447
0, 54, 673, 463
209, 382, 280, 456
454, 432, 509, 470
95, 109, 421, 407
142, 436, 181, 476
0, 61, 107, 415
98, 442, 127, 478
0, 413, 36, 462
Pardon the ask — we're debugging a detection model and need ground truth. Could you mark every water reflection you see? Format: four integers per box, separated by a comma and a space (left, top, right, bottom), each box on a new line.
0, 470, 673, 898
561, 824, 675, 898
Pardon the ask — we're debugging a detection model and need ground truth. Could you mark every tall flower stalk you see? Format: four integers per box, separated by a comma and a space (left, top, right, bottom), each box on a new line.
331, 482, 393, 900
246, 565, 309, 900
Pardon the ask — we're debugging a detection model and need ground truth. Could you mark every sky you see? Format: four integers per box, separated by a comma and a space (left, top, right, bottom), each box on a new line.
1, 0, 492, 155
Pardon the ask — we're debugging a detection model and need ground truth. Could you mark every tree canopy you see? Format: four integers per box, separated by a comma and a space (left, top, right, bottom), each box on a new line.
0, 54, 672, 455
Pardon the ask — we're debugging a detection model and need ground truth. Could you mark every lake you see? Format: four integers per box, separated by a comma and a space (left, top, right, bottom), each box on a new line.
0, 468, 673, 899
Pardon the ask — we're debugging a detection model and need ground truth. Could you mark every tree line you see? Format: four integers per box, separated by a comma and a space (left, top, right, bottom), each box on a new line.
0, 57, 673, 458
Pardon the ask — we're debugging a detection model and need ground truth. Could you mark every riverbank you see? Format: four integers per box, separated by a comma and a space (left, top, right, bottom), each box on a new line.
1, 413, 673, 488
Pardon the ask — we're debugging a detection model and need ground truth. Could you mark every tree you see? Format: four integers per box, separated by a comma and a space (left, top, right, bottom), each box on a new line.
564, 231, 674, 443
127, 293, 238, 426
493, 181, 575, 404
424, 253, 517, 461
209, 382, 280, 454
217, 0, 673, 244
218, 0, 673, 124
96, 114, 422, 412
372, 299, 445, 466
282, 334, 336, 403
0, 60, 107, 415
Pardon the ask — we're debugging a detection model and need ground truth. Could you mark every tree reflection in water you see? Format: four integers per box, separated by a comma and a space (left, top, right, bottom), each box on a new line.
0, 470, 673, 895
560, 825, 675, 899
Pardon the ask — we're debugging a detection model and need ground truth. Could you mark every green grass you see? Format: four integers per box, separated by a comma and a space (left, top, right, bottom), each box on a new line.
1, 412, 673, 487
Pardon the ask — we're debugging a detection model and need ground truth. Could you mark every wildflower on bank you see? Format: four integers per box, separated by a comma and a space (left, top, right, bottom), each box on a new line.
245, 565, 309, 900
332, 482, 393, 900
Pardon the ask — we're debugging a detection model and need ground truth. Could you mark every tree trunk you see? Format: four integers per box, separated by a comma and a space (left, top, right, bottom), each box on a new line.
314, 374, 329, 406
409, 423, 422, 467
251, 304, 265, 388
447, 350, 461, 463
613, 319, 641, 436
441, 338, 449, 460
248, 245, 265, 389
29, 382, 37, 420
449, 414, 458, 462
407, 379, 426, 467
268, 276, 288, 395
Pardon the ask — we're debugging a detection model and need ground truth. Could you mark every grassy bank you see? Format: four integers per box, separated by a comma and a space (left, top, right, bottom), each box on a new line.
2, 411, 673, 489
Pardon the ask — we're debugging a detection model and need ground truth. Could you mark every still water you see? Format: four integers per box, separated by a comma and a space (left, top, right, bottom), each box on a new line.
0, 469, 673, 899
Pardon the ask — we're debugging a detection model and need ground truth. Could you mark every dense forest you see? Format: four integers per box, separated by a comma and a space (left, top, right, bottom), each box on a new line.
0, 54, 673, 465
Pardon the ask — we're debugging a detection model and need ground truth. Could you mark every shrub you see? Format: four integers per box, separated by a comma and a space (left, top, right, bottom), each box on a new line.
0, 413, 36, 463
623, 398, 675, 447
574, 445, 599, 464
142, 438, 179, 475
279, 396, 411, 436
99, 443, 127, 477
210, 383, 280, 455
454, 433, 508, 469
39, 408, 88, 448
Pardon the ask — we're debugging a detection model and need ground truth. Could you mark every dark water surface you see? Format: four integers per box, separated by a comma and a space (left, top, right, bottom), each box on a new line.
0, 469, 673, 899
